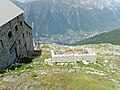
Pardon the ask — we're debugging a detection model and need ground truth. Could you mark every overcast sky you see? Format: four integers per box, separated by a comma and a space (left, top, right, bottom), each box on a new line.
15, 0, 120, 3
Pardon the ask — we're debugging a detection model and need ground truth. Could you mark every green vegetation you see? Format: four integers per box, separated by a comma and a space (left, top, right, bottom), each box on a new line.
74, 28, 120, 45
0, 54, 51, 74
20, 57, 33, 64
0, 43, 120, 90
41, 44, 51, 49
0, 54, 119, 89
37, 72, 119, 90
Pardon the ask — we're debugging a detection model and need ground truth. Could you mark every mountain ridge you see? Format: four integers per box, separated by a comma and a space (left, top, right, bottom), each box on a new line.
11, 0, 120, 44
73, 28, 120, 46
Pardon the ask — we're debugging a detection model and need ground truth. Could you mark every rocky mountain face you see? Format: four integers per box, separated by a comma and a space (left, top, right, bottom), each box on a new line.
11, 0, 120, 44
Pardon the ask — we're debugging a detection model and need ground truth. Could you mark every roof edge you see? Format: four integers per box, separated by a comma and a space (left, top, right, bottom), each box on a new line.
0, 12, 23, 27
24, 21, 32, 29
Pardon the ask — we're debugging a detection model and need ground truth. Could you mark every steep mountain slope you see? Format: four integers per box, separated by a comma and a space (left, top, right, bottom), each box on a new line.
74, 28, 120, 45
11, 0, 120, 44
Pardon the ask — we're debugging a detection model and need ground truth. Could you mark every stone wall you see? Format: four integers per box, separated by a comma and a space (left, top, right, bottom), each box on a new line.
24, 22, 33, 52
51, 50, 97, 63
0, 14, 33, 69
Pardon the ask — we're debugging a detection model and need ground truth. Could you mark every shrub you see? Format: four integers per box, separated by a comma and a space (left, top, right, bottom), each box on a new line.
20, 57, 33, 64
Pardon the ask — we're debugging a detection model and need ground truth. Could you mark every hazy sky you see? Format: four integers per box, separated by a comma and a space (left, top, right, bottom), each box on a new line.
114, 0, 120, 2
15, 0, 120, 3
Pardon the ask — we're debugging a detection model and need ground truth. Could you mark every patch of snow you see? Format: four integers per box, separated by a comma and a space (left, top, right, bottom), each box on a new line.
86, 71, 106, 76
82, 60, 89, 65
104, 60, 109, 63
44, 58, 52, 63
33, 62, 40, 65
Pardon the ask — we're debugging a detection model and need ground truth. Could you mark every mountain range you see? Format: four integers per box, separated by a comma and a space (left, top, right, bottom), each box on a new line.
11, 0, 120, 44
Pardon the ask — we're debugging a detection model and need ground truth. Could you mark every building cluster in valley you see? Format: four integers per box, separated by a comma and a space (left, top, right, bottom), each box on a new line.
0, 0, 33, 69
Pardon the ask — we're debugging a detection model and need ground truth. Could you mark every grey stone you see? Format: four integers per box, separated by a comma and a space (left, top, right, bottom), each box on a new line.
0, 12, 33, 69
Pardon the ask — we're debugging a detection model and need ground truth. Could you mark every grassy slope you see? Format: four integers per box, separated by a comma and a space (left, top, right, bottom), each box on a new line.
0, 44, 120, 90
0, 59, 119, 90
74, 28, 120, 45
39, 73, 120, 90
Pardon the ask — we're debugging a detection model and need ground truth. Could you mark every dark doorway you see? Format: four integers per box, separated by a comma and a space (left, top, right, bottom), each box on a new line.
9, 42, 18, 61
10, 47, 18, 61
8, 31, 12, 39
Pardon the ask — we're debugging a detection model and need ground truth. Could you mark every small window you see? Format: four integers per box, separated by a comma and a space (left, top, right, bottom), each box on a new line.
8, 31, 12, 39
19, 39, 21, 45
0, 40, 4, 49
15, 25, 18, 31
29, 32, 31, 36
23, 33, 24, 38
20, 21, 22, 26
26, 31, 28, 35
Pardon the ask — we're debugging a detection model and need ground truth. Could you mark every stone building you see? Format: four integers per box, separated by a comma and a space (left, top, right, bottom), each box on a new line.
0, 0, 33, 69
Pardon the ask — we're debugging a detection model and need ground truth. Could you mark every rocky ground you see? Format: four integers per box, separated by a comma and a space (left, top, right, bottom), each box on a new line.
0, 43, 120, 90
